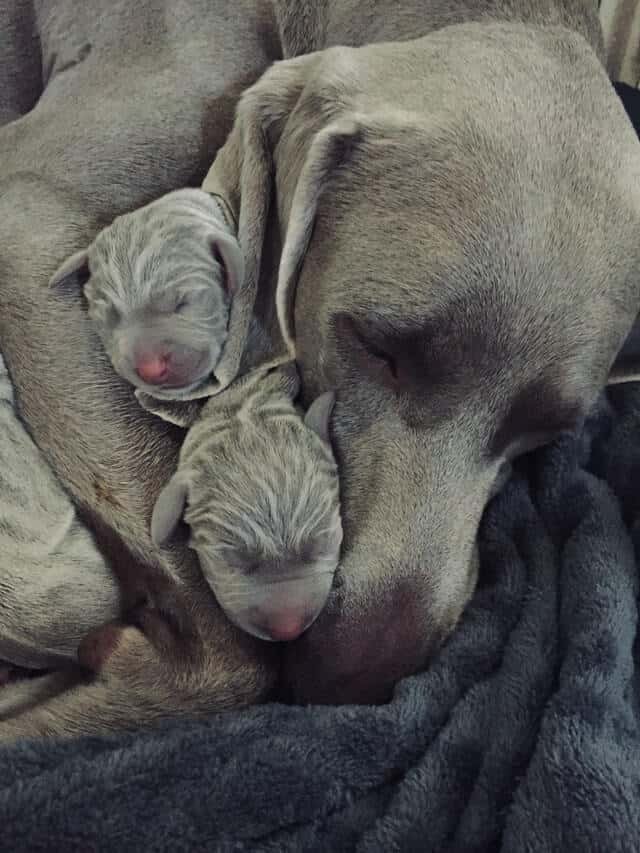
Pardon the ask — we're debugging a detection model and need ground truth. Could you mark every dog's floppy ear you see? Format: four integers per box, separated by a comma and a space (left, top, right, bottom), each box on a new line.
608, 314, 640, 385
200, 54, 322, 388
304, 391, 336, 444
275, 119, 363, 355
48, 249, 90, 291
151, 476, 188, 546
209, 231, 244, 296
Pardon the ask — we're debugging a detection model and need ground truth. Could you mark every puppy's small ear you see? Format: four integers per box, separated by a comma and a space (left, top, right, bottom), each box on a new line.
210, 231, 244, 296
48, 249, 90, 291
151, 477, 188, 547
304, 391, 336, 444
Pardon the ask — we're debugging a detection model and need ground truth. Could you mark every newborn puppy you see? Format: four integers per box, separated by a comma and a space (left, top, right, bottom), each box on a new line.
151, 364, 342, 642
49, 188, 243, 397
0, 353, 120, 672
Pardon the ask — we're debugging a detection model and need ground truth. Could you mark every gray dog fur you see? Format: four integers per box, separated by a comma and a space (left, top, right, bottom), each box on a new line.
151, 363, 342, 642
0, 353, 120, 715
1, 0, 640, 737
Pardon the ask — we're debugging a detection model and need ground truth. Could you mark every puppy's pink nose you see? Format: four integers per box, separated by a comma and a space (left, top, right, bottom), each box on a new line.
135, 355, 169, 384
262, 612, 307, 642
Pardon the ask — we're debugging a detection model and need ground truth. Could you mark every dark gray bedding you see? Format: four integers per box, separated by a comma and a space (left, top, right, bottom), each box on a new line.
2, 385, 639, 852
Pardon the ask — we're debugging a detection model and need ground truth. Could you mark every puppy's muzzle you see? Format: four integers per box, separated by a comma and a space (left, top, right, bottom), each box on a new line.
210, 570, 336, 643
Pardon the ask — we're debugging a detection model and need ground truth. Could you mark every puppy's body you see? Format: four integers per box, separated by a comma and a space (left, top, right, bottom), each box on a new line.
52, 189, 243, 398
151, 365, 342, 642
0, 353, 121, 670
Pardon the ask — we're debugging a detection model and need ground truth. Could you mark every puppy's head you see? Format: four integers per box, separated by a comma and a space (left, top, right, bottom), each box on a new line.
151, 392, 342, 641
50, 189, 243, 396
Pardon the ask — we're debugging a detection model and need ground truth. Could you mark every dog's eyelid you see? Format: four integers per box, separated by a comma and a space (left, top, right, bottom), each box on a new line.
333, 312, 403, 385
359, 333, 400, 384
350, 318, 400, 377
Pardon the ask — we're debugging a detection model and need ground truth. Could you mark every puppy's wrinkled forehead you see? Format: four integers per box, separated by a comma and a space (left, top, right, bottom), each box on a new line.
87, 204, 216, 312
188, 421, 340, 558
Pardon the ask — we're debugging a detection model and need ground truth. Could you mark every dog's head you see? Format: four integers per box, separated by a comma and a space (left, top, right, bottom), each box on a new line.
205, 26, 640, 704
48, 189, 243, 396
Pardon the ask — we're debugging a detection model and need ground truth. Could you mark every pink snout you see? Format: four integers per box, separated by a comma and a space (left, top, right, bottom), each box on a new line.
135, 354, 170, 385
213, 572, 336, 643
260, 611, 308, 642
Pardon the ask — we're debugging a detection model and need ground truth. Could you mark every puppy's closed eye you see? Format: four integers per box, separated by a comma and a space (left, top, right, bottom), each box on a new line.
89, 295, 120, 329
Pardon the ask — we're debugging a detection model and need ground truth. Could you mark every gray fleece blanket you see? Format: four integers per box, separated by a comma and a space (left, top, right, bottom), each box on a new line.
1, 384, 639, 850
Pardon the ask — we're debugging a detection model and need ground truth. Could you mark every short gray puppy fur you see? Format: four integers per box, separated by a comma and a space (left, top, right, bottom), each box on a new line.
0, 352, 120, 709
151, 363, 342, 642
50, 188, 243, 398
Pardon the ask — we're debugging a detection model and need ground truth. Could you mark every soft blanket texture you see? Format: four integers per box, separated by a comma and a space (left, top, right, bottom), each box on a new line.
2, 354, 640, 853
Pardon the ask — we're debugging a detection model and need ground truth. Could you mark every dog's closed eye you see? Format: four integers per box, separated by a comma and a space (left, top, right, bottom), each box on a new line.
335, 314, 400, 388
356, 332, 399, 384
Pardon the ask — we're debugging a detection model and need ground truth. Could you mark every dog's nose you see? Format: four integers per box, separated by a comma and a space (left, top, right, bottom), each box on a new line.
135, 355, 169, 384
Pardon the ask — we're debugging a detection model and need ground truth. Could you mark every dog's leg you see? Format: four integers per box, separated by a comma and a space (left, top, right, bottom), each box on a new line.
0, 671, 81, 721
0, 604, 277, 741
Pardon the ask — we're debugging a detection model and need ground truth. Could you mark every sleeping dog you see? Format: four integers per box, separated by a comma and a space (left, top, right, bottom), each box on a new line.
2, 0, 640, 736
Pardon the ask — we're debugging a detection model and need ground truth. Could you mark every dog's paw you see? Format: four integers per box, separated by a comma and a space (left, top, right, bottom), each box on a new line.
77, 622, 130, 673
77, 608, 199, 687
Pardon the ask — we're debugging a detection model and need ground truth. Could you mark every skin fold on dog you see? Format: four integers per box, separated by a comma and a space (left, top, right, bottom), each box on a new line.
1, 0, 639, 737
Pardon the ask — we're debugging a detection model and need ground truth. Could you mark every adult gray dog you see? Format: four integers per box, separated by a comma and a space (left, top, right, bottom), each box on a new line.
1, 0, 639, 738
